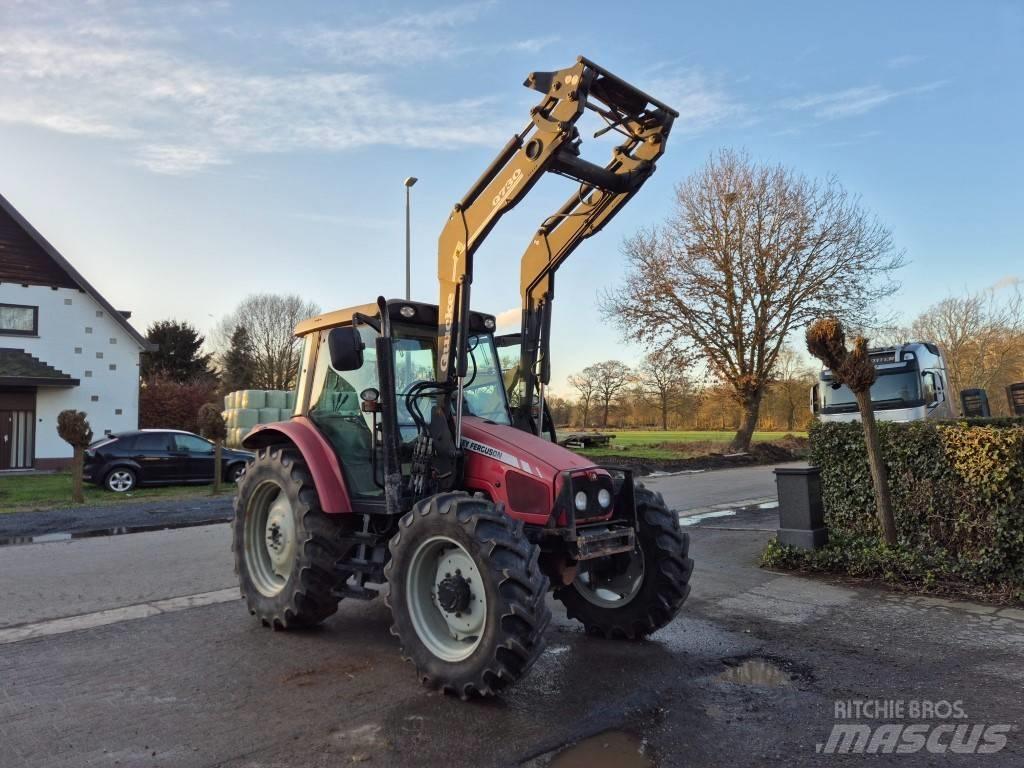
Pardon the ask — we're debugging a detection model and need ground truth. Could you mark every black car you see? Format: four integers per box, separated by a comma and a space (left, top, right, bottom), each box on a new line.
84, 429, 254, 493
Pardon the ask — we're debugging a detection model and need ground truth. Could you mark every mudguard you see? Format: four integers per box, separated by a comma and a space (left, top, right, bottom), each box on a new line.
242, 417, 353, 514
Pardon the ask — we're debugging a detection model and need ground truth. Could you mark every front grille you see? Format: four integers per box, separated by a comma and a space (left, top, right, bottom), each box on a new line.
505, 470, 550, 515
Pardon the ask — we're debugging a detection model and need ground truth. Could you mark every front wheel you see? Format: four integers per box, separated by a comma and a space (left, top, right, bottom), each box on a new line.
232, 447, 347, 629
385, 493, 551, 699
554, 488, 692, 639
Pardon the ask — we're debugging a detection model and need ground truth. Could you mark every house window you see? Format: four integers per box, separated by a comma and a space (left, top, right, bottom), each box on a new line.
115, 408, 123, 415
90, 395, 99, 402
0, 303, 38, 336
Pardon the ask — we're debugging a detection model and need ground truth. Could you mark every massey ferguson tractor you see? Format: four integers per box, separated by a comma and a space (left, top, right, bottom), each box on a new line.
234, 56, 693, 698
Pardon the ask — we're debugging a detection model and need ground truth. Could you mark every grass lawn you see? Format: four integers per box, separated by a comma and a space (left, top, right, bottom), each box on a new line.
572, 430, 806, 460
0, 472, 228, 514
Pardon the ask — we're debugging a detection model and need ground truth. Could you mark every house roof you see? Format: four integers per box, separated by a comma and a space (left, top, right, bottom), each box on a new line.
0, 348, 80, 387
0, 193, 155, 351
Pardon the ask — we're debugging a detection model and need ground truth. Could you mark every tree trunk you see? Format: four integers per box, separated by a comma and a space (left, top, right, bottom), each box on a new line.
213, 440, 222, 495
661, 395, 668, 431
729, 392, 762, 452
581, 401, 589, 428
856, 390, 898, 546
71, 446, 84, 503
602, 400, 610, 427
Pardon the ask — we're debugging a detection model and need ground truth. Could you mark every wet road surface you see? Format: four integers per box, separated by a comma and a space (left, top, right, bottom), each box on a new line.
1, 469, 1021, 767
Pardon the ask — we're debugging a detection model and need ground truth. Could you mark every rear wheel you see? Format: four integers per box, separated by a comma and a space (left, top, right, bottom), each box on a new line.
105, 467, 136, 493
554, 488, 692, 639
385, 492, 551, 699
232, 447, 346, 629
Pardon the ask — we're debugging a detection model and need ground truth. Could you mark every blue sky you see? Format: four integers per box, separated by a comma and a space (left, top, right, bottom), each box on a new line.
1, 0, 1021, 393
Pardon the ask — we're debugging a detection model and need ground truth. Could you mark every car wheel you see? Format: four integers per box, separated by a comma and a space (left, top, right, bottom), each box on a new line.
105, 468, 137, 493
228, 463, 246, 483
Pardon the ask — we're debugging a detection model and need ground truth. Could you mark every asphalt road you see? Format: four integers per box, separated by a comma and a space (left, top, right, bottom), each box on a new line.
1, 465, 1021, 767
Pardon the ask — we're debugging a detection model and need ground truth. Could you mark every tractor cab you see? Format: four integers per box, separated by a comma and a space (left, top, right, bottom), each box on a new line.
286, 299, 509, 507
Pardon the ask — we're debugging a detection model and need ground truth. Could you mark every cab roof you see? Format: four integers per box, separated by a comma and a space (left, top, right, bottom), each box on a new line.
294, 299, 498, 337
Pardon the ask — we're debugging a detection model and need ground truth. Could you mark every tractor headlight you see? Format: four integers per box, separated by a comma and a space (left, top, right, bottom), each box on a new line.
597, 488, 612, 509
574, 491, 588, 512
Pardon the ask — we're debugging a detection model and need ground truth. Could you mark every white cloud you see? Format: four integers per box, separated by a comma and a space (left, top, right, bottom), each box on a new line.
991, 275, 1022, 291
0, 17, 513, 174
494, 307, 520, 332
887, 54, 924, 69
783, 81, 947, 119
644, 70, 745, 133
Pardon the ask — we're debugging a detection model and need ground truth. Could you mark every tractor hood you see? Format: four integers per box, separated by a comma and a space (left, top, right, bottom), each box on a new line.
460, 416, 596, 479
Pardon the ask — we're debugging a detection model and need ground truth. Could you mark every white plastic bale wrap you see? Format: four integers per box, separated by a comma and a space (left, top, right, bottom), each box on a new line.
284, 390, 296, 409
257, 408, 281, 423
234, 409, 260, 428
265, 390, 287, 409
237, 390, 266, 409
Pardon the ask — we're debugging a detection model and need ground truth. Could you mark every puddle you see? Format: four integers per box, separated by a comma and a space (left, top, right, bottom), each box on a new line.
678, 509, 737, 527
0, 519, 226, 547
717, 658, 792, 687
758, 501, 779, 509
550, 730, 653, 768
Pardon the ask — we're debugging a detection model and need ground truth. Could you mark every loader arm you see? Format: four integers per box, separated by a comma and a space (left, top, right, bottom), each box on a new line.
437, 56, 678, 441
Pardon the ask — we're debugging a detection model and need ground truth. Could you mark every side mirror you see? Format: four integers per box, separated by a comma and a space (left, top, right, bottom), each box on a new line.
328, 327, 364, 371
922, 371, 938, 405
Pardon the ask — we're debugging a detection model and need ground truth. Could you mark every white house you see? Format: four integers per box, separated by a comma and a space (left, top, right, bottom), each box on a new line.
0, 193, 153, 470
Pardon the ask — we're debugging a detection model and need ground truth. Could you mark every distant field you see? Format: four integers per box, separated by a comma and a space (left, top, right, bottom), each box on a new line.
570, 430, 807, 460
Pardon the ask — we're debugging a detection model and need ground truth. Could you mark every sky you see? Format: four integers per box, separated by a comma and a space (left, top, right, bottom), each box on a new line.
1, 0, 1021, 395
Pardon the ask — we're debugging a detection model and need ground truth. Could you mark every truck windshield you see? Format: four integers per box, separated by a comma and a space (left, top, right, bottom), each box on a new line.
821, 370, 922, 412
393, 332, 511, 426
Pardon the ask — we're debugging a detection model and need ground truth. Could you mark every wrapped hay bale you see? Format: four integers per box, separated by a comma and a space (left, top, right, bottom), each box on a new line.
235, 408, 260, 429
237, 390, 266, 409
284, 390, 296, 409
265, 390, 287, 409
258, 408, 281, 424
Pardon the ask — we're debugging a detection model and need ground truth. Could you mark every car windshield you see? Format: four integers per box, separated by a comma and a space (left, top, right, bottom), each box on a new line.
821, 370, 922, 411
393, 332, 511, 426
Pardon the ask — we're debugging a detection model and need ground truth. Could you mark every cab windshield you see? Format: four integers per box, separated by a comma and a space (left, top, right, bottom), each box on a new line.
820, 370, 923, 412
394, 332, 511, 425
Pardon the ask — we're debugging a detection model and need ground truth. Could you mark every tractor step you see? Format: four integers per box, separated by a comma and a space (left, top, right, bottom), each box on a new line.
333, 582, 382, 601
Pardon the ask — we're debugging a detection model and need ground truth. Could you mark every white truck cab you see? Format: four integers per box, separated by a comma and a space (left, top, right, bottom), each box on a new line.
813, 342, 955, 423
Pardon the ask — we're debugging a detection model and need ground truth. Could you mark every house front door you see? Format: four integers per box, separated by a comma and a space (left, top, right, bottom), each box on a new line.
0, 408, 34, 469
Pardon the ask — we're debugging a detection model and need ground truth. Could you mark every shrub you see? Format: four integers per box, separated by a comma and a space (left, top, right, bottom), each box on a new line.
764, 418, 1024, 598
140, 377, 218, 433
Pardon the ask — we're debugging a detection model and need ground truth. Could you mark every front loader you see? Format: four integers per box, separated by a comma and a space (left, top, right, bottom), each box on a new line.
233, 57, 693, 699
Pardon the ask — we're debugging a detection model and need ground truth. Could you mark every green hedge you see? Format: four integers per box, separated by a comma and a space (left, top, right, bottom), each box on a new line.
763, 418, 1024, 598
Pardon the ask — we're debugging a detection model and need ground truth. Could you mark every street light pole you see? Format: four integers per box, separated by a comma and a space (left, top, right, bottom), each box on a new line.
404, 176, 418, 300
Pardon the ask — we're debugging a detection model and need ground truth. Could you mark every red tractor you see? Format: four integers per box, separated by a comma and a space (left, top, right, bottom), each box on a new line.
234, 57, 693, 698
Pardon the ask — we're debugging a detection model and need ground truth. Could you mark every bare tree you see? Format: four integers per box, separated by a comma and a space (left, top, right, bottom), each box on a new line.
911, 287, 1024, 414
567, 370, 597, 428
602, 149, 903, 451
807, 318, 897, 546
578, 360, 634, 428
636, 348, 692, 430
217, 294, 320, 391
772, 345, 817, 432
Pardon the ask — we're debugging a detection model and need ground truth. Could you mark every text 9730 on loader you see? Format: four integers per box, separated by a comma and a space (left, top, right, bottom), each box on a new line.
233, 56, 693, 699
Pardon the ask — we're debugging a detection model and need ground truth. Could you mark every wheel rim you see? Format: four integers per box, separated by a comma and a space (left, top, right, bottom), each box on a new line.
231, 465, 245, 482
245, 481, 297, 597
406, 536, 487, 662
574, 547, 645, 608
108, 470, 134, 492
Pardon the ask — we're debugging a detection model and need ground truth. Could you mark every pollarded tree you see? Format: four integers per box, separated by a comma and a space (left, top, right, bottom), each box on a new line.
806, 318, 897, 545
57, 410, 92, 503
198, 403, 228, 495
602, 149, 903, 451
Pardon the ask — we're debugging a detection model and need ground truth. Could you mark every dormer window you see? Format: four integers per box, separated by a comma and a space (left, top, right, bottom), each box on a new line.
0, 303, 38, 336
